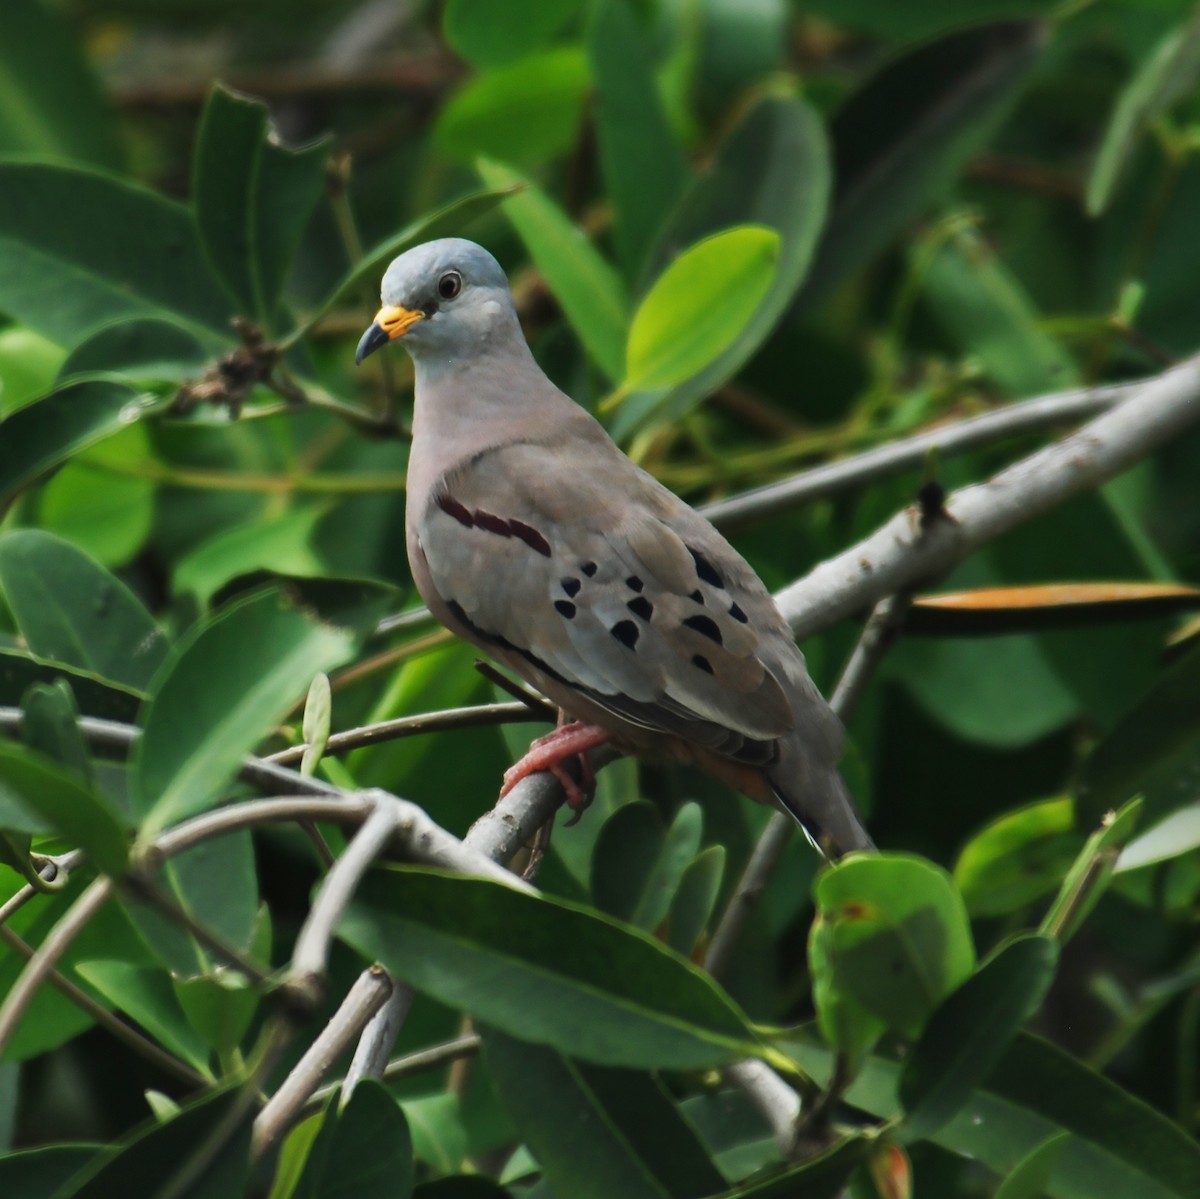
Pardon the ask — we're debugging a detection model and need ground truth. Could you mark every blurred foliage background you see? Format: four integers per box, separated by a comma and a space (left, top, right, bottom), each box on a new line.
1, 0, 1200, 1196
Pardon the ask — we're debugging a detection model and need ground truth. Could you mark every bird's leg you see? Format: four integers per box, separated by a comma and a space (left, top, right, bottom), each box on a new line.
499, 720, 611, 814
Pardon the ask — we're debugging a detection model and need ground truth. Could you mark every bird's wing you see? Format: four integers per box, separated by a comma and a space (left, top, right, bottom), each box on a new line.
416, 438, 803, 765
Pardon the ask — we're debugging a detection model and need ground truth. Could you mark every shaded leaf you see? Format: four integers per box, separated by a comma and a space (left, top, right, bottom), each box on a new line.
588, 0, 690, 279
484, 1029, 724, 1199
478, 158, 628, 379
900, 934, 1058, 1141
59, 317, 210, 382
193, 85, 330, 328
995, 1133, 1070, 1199
133, 590, 354, 836
723, 1135, 868, 1198
21, 680, 91, 782
340, 867, 770, 1070
0, 648, 143, 723
624, 226, 779, 392
0, 1145, 103, 1198
667, 845, 725, 957
0, 162, 233, 348
445, 0, 582, 67
0, 529, 169, 690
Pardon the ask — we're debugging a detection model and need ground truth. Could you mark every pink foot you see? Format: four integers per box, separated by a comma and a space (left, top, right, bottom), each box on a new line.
500, 721, 612, 815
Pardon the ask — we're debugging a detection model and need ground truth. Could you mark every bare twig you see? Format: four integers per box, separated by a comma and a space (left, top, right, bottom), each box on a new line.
777, 357, 1200, 639
0, 850, 85, 929
342, 985, 417, 1093
722, 1059, 803, 1154
251, 966, 393, 1159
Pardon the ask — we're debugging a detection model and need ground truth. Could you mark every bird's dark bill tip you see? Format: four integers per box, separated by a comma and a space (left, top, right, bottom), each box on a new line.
355, 322, 389, 365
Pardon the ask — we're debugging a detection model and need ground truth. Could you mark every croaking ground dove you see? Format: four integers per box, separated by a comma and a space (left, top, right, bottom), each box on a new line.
356, 238, 872, 857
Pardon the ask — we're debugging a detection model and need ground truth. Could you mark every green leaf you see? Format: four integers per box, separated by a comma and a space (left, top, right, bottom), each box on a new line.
810, 854, 976, 1045
402, 1094, 466, 1175
722, 1136, 868, 1198
613, 91, 830, 435
995, 1132, 1070, 1199
1087, 9, 1200, 215
39, 463, 155, 569
899, 934, 1059, 1141
667, 845, 725, 957
21, 680, 91, 782
0, 378, 163, 512
483, 1028, 725, 1199
797, 21, 1044, 310
74, 960, 212, 1076
307, 188, 518, 334
0, 529, 169, 690
954, 798, 1082, 918
623, 226, 779, 393
0, 648, 143, 723
0, 162, 234, 348
1078, 639, 1200, 826
52, 1086, 253, 1199
1118, 802, 1200, 872
787, 1031, 1200, 1197
172, 968, 259, 1058
0, 326, 64, 416
133, 590, 355, 836
445, 0, 582, 67
340, 867, 770, 1070
293, 1081, 414, 1199
477, 159, 628, 379
59, 317, 209, 383
587, 0, 690, 279
0, 0, 121, 169
435, 48, 590, 166
0, 1145, 103, 1198
0, 742, 128, 877
193, 85, 330, 328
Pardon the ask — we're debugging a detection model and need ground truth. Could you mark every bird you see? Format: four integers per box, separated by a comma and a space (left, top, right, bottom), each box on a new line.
355, 237, 873, 858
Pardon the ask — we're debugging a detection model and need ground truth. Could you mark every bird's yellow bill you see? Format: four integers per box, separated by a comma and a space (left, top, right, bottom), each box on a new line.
355, 304, 424, 364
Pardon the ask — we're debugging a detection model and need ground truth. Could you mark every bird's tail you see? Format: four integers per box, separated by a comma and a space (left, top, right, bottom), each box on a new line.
766, 745, 874, 860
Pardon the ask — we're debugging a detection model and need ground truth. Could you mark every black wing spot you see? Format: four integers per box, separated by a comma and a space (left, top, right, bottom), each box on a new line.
560, 576, 581, 597
692, 654, 714, 674
473, 509, 511, 537
611, 620, 639, 649
689, 547, 725, 589
509, 519, 552, 557
689, 590, 704, 605
554, 600, 577, 620
729, 602, 748, 624
438, 494, 475, 528
581, 561, 598, 577
626, 575, 643, 592
683, 614, 723, 645
627, 596, 654, 621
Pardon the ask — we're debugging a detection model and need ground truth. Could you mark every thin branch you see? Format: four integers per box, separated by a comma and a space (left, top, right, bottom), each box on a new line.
266, 701, 546, 768
0, 876, 113, 1057
0, 850, 84, 929
251, 966, 393, 1160
701, 376, 1144, 533
0, 924, 209, 1088
722, 1060, 803, 1155
342, 986, 416, 1094
776, 357, 1200, 640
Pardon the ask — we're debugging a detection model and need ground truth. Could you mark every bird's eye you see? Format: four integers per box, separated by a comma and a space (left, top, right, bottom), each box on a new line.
437, 271, 462, 301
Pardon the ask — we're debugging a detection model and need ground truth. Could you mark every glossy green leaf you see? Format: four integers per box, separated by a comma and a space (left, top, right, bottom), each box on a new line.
900, 934, 1059, 1141
445, 0, 582, 67
477, 158, 628, 378
0, 529, 169, 690
293, 1081, 415, 1199
1118, 802, 1200, 872
193, 85, 330, 328
613, 90, 830, 435
788, 1031, 1200, 1197
624, 226, 779, 392
74, 960, 212, 1075
172, 968, 258, 1058
797, 21, 1044, 309
0, 378, 162, 512
39, 464, 154, 569
53, 1086, 253, 1199
59, 317, 210, 383
0, 649, 142, 723
588, 0, 690, 279
340, 867, 770, 1070
954, 798, 1082, 918
0, 326, 64, 416
1078, 639, 1200, 826
995, 1133, 1070, 1199
1087, 9, 1200, 215
483, 1029, 724, 1199
0, 1145, 103, 1197
810, 854, 975, 1044
435, 48, 589, 166
402, 1094, 466, 1175
0, 162, 233, 348
667, 845, 725, 957
133, 590, 355, 836
0, 742, 127, 876
0, 0, 121, 168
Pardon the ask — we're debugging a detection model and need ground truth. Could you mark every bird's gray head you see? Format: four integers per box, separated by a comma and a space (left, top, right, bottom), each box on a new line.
354, 238, 517, 368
